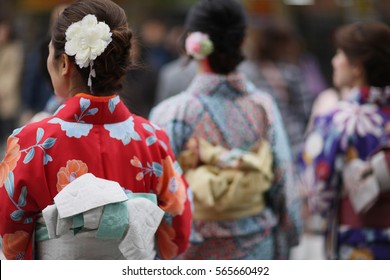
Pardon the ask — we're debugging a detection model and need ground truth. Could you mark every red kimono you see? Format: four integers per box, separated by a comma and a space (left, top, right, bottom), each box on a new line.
0, 93, 192, 259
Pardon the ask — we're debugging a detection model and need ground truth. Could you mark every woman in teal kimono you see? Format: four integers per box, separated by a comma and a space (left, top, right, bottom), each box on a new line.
150, 0, 301, 259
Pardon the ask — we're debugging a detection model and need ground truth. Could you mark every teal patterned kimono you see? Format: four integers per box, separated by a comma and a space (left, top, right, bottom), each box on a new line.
150, 72, 302, 259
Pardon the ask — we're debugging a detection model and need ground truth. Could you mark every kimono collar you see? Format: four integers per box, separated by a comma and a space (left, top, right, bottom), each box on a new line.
52, 93, 132, 124
186, 72, 248, 96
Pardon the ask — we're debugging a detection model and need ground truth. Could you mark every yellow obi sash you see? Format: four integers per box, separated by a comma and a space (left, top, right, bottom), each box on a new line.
179, 138, 273, 221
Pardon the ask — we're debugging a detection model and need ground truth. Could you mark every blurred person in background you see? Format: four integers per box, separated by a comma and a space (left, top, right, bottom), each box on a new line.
292, 84, 352, 260
283, 28, 328, 102
238, 22, 313, 160
140, 18, 175, 72
0, 16, 23, 155
298, 21, 390, 260
154, 25, 197, 105
150, 0, 301, 259
0, 0, 191, 259
19, 3, 69, 125
123, 18, 174, 118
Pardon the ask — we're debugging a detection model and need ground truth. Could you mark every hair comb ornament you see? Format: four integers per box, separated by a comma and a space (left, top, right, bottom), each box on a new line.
185, 32, 214, 60
64, 14, 112, 89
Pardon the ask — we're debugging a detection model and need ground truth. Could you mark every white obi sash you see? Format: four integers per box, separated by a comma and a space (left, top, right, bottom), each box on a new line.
35, 173, 164, 260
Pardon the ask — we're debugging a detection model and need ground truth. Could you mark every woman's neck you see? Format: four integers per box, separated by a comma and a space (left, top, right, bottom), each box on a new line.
197, 58, 213, 73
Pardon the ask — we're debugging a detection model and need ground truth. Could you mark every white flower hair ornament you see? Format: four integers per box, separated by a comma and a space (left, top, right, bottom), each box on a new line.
64, 14, 112, 88
185, 32, 214, 60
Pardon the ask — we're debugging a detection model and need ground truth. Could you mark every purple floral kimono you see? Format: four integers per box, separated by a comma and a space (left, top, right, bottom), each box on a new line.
298, 86, 390, 259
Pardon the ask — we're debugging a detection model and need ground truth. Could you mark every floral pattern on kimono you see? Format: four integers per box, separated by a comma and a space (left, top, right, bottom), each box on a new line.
298, 87, 390, 259
0, 93, 192, 259
150, 73, 301, 259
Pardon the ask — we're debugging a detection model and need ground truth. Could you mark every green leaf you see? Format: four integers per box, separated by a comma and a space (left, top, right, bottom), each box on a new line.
43, 153, 53, 165
11, 210, 24, 221
86, 108, 98, 116
42, 138, 56, 149
36, 128, 44, 143
152, 162, 163, 177
142, 123, 155, 134
23, 148, 35, 164
146, 136, 157, 146
17, 186, 27, 207
5, 172, 14, 197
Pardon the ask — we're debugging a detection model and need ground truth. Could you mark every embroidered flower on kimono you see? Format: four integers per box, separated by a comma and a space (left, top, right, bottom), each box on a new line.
130, 156, 164, 181
65, 14, 112, 69
303, 132, 324, 164
299, 166, 334, 214
156, 156, 186, 215
56, 160, 88, 192
2, 230, 30, 260
333, 102, 383, 149
130, 156, 144, 180
0, 137, 21, 188
104, 116, 141, 145
185, 32, 214, 60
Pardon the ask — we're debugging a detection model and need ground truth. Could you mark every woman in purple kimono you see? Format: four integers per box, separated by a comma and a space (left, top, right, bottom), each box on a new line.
299, 21, 390, 259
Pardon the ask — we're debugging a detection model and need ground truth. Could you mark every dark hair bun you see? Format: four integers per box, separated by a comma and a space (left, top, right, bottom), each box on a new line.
185, 0, 247, 74
52, 0, 132, 94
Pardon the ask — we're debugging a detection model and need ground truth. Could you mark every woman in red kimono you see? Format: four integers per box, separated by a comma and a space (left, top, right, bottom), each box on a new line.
0, 0, 191, 260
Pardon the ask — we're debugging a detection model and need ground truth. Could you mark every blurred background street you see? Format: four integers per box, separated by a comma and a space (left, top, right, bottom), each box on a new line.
2, 0, 390, 92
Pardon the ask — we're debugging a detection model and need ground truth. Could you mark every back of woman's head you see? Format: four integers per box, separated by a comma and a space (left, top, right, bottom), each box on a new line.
185, 0, 247, 74
335, 21, 390, 87
52, 0, 132, 94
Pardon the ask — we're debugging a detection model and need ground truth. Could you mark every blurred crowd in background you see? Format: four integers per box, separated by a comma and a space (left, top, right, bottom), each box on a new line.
1, 0, 390, 135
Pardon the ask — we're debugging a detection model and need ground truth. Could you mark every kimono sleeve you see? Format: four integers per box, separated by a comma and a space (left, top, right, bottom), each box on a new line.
0, 136, 37, 259
153, 128, 192, 260
259, 92, 303, 258
297, 114, 341, 218
149, 99, 193, 157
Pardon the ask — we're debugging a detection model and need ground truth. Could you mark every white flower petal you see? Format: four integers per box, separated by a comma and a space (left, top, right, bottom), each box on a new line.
305, 132, 324, 158
65, 40, 80, 56
345, 116, 356, 136
361, 104, 378, 113
64, 14, 112, 69
83, 14, 98, 26
370, 113, 383, 125
372, 126, 383, 137
333, 110, 350, 125
357, 116, 371, 136
75, 48, 91, 68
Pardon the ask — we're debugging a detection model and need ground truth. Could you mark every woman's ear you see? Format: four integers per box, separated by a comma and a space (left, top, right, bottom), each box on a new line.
59, 53, 72, 76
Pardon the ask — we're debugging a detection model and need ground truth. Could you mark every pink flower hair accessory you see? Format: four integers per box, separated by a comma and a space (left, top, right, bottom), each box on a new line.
185, 32, 214, 60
